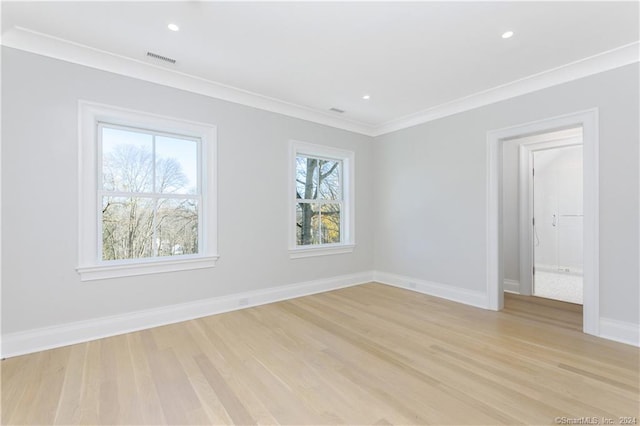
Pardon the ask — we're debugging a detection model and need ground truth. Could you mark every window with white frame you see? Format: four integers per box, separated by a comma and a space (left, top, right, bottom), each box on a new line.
290, 140, 354, 258
77, 102, 218, 280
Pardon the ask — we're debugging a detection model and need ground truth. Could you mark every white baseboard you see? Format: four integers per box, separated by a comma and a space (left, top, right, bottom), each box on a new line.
4, 270, 636, 357
535, 263, 583, 276
503, 279, 521, 294
1, 271, 374, 358
599, 317, 640, 347
373, 271, 488, 309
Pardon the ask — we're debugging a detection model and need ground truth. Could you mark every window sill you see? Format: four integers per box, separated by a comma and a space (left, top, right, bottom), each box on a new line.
289, 244, 355, 259
77, 255, 219, 281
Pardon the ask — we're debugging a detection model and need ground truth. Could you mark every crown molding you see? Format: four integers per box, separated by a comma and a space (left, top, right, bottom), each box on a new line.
2, 26, 638, 138
1, 26, 376, 136
371, 41, 639, 136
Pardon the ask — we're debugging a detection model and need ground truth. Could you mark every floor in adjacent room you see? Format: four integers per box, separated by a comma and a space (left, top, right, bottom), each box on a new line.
534, 270, 583, 304
2, 283, 638, 425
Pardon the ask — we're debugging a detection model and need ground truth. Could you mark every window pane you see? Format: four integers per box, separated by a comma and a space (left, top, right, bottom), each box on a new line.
296, 203, 302, 244
318, 159, 341, 200
102, 196, 154, 260
296, 156, 318, 200
321, 203, 341, 244
156, 199, 199, 256
102, 127, 153, 192
156, 136, 198, 194
296, 202, 320, 245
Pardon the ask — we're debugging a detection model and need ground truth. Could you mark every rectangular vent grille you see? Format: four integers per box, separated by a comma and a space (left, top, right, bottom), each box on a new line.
146, 51, 177, 64
329, 107, 345, 113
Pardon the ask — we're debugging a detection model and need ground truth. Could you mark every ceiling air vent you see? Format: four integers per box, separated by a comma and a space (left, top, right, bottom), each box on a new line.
329, 107, 345, 114
146, 51, 177, 64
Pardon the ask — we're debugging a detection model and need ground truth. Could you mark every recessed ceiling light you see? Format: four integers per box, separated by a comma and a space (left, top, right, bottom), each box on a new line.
168, 23, 180, 32
362, 95, 371, 100
502, 31, 514, 39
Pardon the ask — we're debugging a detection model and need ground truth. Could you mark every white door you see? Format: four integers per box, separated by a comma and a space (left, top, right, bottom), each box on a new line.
532, 145, 583, 304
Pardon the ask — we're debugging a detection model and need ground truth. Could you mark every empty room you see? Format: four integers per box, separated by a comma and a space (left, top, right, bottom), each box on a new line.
1, 1, 639, 425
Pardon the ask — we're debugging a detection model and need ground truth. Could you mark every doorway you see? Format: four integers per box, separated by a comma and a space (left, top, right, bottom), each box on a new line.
532, 143, 583, 304
486, 109, 599, 336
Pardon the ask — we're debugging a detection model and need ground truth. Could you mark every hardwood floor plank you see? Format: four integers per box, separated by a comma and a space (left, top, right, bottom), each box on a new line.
127, 331, 168, 425
203, 318, 291, 424
144, 346, 199, 425
53, 344, 88, 425
1, 353, 39, 424
2, 283, 638, 425
194, 354, 255, 425
243, 306, 415, 425
25, 348, 70, 425
189, 320, 280, 425
280, 301, 513, 424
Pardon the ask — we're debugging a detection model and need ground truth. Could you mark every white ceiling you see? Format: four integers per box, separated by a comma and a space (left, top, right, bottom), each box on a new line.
2, 1, 639, 135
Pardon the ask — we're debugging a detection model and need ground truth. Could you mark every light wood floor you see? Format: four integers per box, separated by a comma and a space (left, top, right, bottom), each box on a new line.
2, 283, 638, 425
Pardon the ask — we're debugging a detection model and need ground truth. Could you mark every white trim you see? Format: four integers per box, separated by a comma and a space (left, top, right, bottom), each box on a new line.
487, 109, 599, 335
373, 271, 489, 309
518, 131, 583, 296
519, 143, 534, 296
289, 140, 355, 258
534, 263, 583, 275
1, 271, 374, 358
372, 42, 638, 136
2, 26, 375, 136
289, 244, 355, 259
2, 27, 637, 137
599, 318, 640, 347
0, 30, 3, 359
503, 279, 521, 294
78, 101, 218, 281
4, 271, 636, 358
76, 255, 219, 281
487, 129, 505, 311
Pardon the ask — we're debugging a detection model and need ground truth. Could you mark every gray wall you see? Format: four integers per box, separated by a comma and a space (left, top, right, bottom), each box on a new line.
374, 63, 639, 325
1, 47, 374, 334
3, 46, 638, 335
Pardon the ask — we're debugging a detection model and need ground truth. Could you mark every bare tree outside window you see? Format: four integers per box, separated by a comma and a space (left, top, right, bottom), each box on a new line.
100, 126, 199, 261
295, 155, 342, 245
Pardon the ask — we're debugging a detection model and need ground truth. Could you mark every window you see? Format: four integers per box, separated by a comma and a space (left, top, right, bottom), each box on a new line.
78, 102, 217, 280
290, 140, 354, 258
99, 125, 200, 260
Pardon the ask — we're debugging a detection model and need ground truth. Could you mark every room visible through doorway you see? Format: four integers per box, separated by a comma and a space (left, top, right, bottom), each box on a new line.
532, 144, 583, 304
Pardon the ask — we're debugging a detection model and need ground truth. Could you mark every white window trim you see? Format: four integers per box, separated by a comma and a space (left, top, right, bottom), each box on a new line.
289, 140, 355, 259
77, 101, 218, 281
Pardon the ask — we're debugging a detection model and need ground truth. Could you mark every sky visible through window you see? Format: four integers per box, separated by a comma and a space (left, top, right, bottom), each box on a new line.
102, 127, 198, 192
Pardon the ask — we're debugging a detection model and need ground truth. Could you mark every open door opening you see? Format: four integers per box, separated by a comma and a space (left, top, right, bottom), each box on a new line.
532, 143, 583, 305
487, 109, 598, 336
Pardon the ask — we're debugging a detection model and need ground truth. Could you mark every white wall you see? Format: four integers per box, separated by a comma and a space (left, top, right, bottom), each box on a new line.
1, 47, 374, 335
374, 63, 639, 326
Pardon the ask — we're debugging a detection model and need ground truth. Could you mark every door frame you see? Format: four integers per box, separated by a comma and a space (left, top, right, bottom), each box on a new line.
486, 109, 599, 336
518, 134, 583, 297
